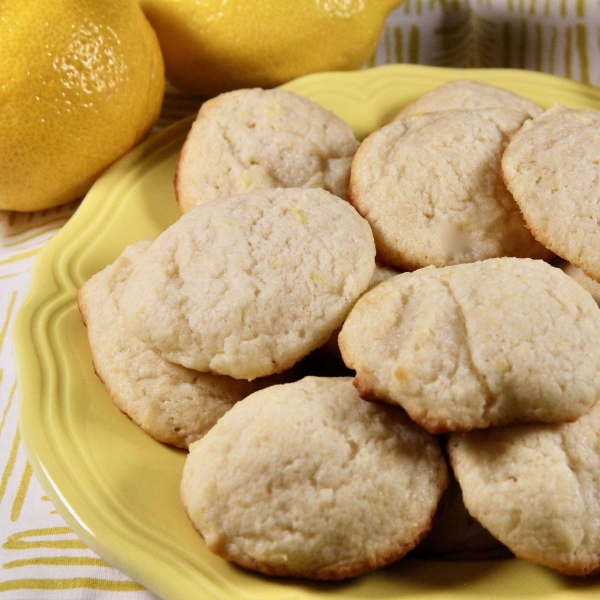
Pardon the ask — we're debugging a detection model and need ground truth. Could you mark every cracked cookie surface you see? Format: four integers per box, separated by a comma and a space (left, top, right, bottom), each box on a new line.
119, 188, 376, 380
339, 257, 600, 433
175, 88, 359, 213
180, 376, 448, 579
448, 399, 600, 576
502, 105, 600, 282
348, 108, 552, 270
77, 240, 292, 448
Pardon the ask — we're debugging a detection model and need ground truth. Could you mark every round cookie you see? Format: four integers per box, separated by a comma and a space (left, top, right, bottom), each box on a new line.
119, 188, 376, 380
395, 79, 542, 120
339, 257, 600, 433
175, 88, 359, 213
447, 399, 600, 576
77, 240, 291, 449
502, 105, 600, 281
180, 376, 448, 580
348, 108, 552, 270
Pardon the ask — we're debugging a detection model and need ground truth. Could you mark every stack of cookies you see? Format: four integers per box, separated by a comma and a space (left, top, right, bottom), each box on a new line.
78, 82, 600, 580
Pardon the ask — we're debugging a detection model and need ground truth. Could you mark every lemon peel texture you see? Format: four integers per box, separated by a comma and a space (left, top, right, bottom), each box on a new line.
0, 0, 164, 211
140, 0, 403, 96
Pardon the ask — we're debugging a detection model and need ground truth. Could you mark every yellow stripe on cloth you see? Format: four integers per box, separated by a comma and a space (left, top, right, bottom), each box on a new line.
0, 578, 144, 592
11, 461, 32, 522
0, 248, 40, 266
3, 528, 89, 551
0, 291, 17, 354
4, 556, 112, 569
0, 379, 16, 436
0, 426, 20, 505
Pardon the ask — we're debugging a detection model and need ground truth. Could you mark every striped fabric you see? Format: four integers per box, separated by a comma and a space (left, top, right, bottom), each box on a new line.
2, 1, 600, 597
373, 0, 600, 84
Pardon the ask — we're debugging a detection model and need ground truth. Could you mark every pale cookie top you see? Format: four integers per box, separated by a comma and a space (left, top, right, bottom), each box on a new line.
77, 240, 289, 449
175, 88, 359, 213
448, 399, 600, 576
349, 108, 552, 270
119, 188, 376, 380
395, 79, 542, 120
180, 376, 448, 580
339, 257, 600, 433
502, 105, 600, 281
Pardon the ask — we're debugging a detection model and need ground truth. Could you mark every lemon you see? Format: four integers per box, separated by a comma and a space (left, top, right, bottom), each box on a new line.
139, 0, 403, 97
0, 0, 164, 212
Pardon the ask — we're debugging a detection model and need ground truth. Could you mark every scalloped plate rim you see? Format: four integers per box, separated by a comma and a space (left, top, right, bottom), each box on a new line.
13, 64, 600, 600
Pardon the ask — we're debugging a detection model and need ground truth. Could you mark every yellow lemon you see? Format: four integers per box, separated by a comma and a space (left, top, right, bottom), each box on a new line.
139, 0, 403, 97
0, 0, 164, 212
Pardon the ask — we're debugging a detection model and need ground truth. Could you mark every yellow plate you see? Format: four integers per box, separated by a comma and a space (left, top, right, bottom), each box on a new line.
14, 64, 600, 599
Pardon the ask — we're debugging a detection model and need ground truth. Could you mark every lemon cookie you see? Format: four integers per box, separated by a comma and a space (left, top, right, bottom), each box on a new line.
349, 108, 552, 270
180, 376, 448, 579
175, 88, 359, 213
448, 400, 600, 576
120, 188, 376, 380
395, 79, 542, 120
78, 240, 291, 449
502, 105, 600, 281
339, 257, 600, 433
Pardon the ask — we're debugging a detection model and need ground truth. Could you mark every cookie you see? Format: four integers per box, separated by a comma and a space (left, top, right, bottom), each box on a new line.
180, 376, 448, 579
395, 79, 542, 120
119, 188, 376, 380
448, 400, 600, 576
368, 261, 400, 287
175, 88, 359, 213
415, 472, 507, 559
558, 259, 600, 305
77, 240, 290, 449
309, 261, 400, 375
502, 105, 600, 281
339, 257, 600, 433
348, 108, 552, 270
